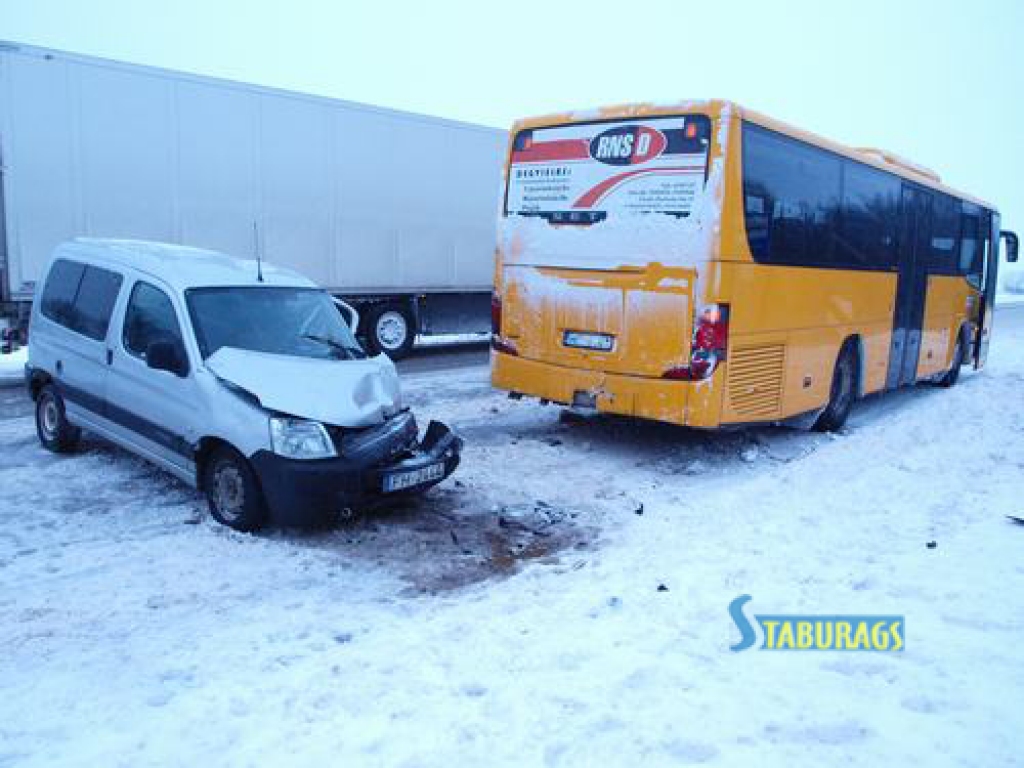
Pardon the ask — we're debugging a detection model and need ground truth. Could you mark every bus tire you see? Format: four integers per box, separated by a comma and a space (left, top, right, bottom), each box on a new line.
937, 330, 966, 388
365, 303, 416, 360
813, 342, 857, 432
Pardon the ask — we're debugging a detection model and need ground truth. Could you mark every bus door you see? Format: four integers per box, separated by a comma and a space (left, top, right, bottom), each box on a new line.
886, 186, 932, 388
973, 211, 998, 368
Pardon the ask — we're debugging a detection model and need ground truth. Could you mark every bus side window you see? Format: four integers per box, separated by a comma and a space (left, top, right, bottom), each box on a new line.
959, 211, 981, 288
741, 124, 840, 266
836, 162, 900, 269
930, 193, 960, 272
978, 211, 992, 290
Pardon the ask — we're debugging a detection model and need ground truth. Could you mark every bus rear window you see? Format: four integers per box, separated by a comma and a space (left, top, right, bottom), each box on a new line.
505, 114, 711, 223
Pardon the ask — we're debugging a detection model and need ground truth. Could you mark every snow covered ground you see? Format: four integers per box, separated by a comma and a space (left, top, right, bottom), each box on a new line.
0, 347, 28, 386
2, 310, 1023, 767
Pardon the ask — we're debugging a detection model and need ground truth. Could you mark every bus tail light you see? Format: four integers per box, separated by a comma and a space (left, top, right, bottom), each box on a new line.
662, 304, 730, 380
490, 293, 518, 356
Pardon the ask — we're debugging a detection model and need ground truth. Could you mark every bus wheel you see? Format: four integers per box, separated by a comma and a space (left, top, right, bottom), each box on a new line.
813, 343, 857, 432
366, 303, 416, 360
938, 332, 965, 388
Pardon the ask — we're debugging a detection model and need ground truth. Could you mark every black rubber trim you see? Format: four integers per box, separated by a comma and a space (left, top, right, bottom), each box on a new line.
54, 377, 192, 459
251, 420, 462, 526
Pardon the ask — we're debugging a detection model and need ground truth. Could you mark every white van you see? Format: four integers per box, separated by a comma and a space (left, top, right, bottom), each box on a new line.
25, 239, 462, 531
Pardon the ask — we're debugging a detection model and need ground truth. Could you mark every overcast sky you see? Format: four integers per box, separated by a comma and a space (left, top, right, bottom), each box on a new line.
4, 0, 1023, 235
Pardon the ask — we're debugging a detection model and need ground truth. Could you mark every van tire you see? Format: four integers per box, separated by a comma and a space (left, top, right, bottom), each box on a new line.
813, 342, 857, 432
365, 303, 416, 359
35, 385, 81, 453
203, 446, 268, 532
938, 331, 965, 388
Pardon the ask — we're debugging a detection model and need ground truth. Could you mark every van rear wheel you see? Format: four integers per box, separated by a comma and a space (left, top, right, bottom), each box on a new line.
813, 343, 857, 432
204, 446, 267, 532
35, 385, 81, 453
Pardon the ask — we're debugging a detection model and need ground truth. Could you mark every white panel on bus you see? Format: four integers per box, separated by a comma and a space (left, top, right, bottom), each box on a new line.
175, 81, 259, 259
4, 54, 78, 293
76, 65, 176, 242
258, 94, 333, 287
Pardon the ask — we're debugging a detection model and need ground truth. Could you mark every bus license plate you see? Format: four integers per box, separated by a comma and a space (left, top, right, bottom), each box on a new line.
383, 462, 445, 492
563, 330, 614, 351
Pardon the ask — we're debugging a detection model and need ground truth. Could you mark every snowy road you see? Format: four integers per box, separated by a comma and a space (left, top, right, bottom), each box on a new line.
2, 316, 1023, 767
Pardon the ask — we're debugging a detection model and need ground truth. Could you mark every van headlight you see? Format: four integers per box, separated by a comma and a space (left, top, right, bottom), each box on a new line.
269, 417, 337, 460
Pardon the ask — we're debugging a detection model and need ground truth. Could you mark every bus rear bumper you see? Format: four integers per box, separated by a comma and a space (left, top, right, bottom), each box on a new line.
490, 351, 691, 426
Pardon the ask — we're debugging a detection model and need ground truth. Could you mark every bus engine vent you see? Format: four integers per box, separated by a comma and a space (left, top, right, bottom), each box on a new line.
728, 345, 786, 417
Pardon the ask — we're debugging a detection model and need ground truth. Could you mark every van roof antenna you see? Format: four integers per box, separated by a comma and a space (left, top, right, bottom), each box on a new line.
253, 221, 265, 283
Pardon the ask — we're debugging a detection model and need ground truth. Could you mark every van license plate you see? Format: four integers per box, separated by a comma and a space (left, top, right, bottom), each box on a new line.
563, 330, 614, 351
383, 462, 445, 492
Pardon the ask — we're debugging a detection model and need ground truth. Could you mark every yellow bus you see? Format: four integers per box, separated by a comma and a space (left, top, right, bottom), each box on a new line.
490, 100, 1019, 430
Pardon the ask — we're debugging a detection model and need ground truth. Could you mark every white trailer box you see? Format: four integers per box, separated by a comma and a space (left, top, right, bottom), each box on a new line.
0, 42, 506, 356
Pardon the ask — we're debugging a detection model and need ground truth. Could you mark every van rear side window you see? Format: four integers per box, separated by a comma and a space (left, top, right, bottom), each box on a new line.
40, 259, 85, 328
39, 258, 123, 341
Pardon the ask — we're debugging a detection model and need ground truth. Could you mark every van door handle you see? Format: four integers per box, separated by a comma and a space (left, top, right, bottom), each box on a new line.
106, 349, 113, 365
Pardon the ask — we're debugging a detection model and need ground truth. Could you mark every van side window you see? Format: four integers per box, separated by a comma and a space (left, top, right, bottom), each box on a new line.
74, 267, 124, 341
123, 282, 185, 362
40, 259, 86, 329
40, 260, 123, 341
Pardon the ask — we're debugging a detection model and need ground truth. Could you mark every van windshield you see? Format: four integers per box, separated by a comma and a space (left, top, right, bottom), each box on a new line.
186, 287, 365, 360
505, 114, 711, 224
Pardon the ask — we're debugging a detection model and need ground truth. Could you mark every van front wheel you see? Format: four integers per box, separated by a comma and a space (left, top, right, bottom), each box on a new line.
35, 385, 81, 453
204, 447, 267, 532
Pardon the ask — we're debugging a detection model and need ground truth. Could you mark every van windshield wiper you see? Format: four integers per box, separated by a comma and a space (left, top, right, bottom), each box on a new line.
301, 333, 366, 360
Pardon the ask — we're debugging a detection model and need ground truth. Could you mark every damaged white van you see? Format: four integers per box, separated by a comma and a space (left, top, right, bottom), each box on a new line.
25, 239, 462, 531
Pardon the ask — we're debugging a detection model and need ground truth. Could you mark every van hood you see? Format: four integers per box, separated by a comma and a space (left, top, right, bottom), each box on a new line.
205, 347, 402, 428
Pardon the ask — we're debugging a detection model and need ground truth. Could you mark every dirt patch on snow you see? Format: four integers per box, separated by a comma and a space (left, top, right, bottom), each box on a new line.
286, 483, 596, 595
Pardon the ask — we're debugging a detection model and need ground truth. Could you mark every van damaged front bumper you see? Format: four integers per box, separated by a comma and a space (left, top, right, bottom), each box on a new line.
250, 414, 462, 526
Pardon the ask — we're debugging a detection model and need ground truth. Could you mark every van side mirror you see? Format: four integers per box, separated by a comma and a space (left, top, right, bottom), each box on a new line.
147, 339, 188, 377
1002, 230, 1019, 263
332, 297, 360, 333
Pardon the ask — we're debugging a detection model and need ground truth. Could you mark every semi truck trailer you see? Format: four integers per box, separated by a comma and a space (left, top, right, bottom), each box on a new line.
0, 41, 505, 357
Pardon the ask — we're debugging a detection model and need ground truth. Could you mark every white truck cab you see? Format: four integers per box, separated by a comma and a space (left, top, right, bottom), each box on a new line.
26, 239, 462, 530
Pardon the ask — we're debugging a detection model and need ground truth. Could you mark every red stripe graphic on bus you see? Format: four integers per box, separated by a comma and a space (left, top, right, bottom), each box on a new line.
512, 139, 590, 164
572, 168, 704, 208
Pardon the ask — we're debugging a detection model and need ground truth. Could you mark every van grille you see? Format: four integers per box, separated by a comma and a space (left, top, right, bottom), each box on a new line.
728, 345, 786, 418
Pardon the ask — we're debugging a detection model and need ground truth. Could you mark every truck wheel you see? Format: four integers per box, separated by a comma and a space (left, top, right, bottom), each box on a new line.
35, 385, 81, 453
366, 303, 416, 359
813, 342, 857, 432
203, 446, 267, 532
937, 331, 965, 388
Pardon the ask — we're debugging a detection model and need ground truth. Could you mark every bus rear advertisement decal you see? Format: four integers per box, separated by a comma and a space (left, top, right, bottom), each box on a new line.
506, 115, 711, 221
